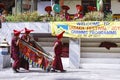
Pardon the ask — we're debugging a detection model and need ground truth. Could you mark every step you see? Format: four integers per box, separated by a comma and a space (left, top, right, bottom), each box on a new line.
36, 42, 54, 47
81, 42, 120, 47
42, 47, 53, 52
61, 58, 69, 68
81, 38, 120, 42
80, 58, 120, 64
81, 52, 120, 58
38, 38, 69, 42
48, 52, 55, 57
81, 47, 120, 53
80, 63, 120, 69
37, 42, 69, 47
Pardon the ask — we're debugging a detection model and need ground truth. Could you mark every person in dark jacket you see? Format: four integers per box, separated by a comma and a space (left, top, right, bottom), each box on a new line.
104, 5, 112, 18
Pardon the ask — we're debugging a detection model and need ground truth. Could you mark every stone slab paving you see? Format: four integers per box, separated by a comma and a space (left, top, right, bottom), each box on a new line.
0, 67, 120, 80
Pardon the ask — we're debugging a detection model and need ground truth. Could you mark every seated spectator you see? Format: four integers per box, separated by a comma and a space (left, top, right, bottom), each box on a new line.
74, 5, 83, 20
45, 6, 52, 17
1, 9, 8, 22
87, 6, 96, 12
0, 3, 5, 14
104, 5, 112, 18
61, 5, 70, 21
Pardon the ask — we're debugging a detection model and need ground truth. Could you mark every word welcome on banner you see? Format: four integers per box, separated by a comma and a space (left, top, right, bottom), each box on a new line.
50, 21, 120, 38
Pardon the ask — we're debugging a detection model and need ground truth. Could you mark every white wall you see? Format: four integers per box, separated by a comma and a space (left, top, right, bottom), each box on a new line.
1, 22, 51, 44
111, 0, 120, 14
64, 0, 82, 14
37, 1, 52, 15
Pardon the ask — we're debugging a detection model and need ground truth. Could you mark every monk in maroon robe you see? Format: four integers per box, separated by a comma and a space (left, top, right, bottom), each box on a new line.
45, 6, 52, 17
21, 28, 34, 43
11, 30, 21, 73
61, 5, 70, 21
20, 27, 34, 70
52, 31, 66, 72
74, 5, 83, 19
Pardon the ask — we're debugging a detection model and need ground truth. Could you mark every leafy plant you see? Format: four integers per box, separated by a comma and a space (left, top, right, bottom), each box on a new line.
83, 11, 104, 21
6, 11, 40, 22
5, 11, 114, 22
104, 13, 113, 21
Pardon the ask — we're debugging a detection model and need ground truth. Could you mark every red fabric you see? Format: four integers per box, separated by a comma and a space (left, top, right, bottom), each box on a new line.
62, 5, 70, 11
12, 56, 20, 70
25, 28, 34, 34
74, 13, 83, 19
64, 13, 70, 21
87, 6, 96, 11
21, 34, 28, 41
76, 5, 83, 11
45, 6, 52, 12
12, 57, 29, 70
57, 31, 65, 39
11, 37, 19, 60
20, 57, 29, 70
11, 37, 29, 70
11, 39, 20, 70
61, 5, 70, 21
45, 6, 52, 15
19, 39, 48, 70
41, 57, 49, 70
13, 30, 21, 36
0, 3, 5, 9
60, 13, 70, 21
52, 40, 64, 71
20, 34, 51, 70
61, 43, 69, 57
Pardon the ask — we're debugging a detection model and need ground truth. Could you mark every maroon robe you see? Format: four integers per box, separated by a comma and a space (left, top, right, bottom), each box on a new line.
64, 13, 70, 21
11, 37, 20, 70
21, 34, 30, 42
74, 13, 83, 19
11, 36, 29, 70
52, 40, 64, 71
61, 13, 70, 21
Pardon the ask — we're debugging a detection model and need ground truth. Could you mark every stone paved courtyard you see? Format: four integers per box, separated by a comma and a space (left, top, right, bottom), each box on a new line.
0, 67, 120, 80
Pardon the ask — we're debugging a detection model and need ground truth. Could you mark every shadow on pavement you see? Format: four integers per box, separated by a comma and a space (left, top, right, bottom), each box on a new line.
17, 69, 46, 73
56, 78, 85, 80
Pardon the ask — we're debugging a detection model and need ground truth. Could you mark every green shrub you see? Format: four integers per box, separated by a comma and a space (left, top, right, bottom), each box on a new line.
104, 13, 113, 21
83, 11, 104, 21
6, 11, 40, 22
5, 15, 16, 22
6, 12, 68, 22
5, 11, 114, 22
